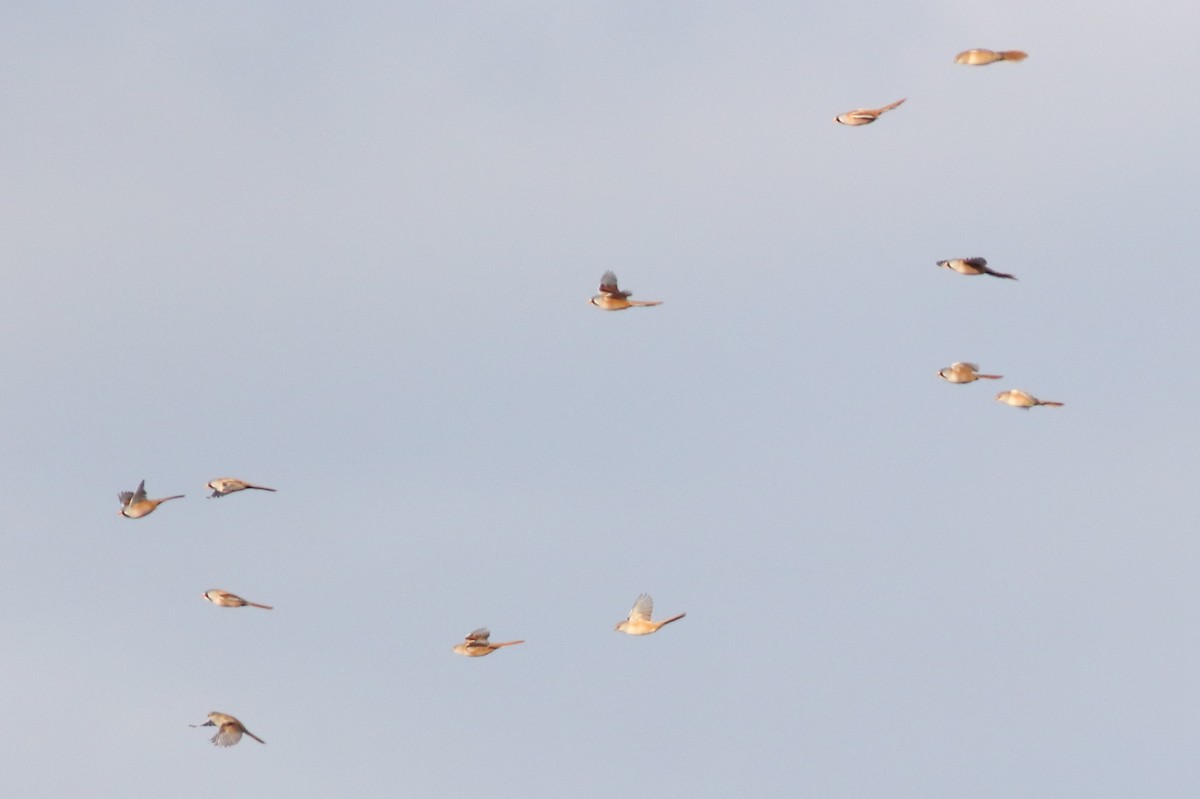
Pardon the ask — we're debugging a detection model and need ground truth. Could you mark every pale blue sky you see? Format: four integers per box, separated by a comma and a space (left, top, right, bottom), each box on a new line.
3, 2, 1200, 797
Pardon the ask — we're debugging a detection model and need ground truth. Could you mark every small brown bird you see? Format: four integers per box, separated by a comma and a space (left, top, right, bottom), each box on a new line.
590, 271, 662, 311
452, 628, 524, 657
937, 257, 1017, 280
615, 593, 686, 636
206, 477, 276, 498
191, 712, 265, 747
955, 49, 1028, 66
202, 589, 273, 610
834, 98, 906, 126
995, 389, 1064, 409
937, 362, 1003, 384
117, 480, 184, 519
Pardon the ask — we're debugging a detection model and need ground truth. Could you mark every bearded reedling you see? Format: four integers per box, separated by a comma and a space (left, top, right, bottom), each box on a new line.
615, 593, 686, 636
117, 480, 184, 519
191, 712, 265, 747
955, 49, 1028, 66
452, 628, 525, 657
936, 257, 1017, 280
206, 477, 276, 498
202, 589, 273, 610
936, 362, 1003, 384
834, 98, 906, 126
995, 389, 1064, 409
589, 271, 662, 311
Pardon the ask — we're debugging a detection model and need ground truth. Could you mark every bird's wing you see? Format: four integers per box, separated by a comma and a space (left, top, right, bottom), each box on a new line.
214, 722, 244, 747
465, 628, 491, 643
598, 271, 631, 298
598, 271, 620, 293
117, 491, 134, 506
629, 594, 653, 623
132, 480, 147, 503
962, 257, 988, 268
952, 362, 980, 372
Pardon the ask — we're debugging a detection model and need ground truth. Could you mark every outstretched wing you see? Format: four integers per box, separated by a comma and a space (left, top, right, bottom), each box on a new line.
118, 491, 134, 506
628, 594, 653, 623
465, 628, 491, 644
213, 722, 244, 747
961, 257, 988, 269
132, 480, 147, 504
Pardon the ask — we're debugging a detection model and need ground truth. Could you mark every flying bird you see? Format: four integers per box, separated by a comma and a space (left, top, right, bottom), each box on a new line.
202, 589, 273, 610
452, 628, 525, 657
995, 389, 1064, 409
937, 362, 1003, 384
834, 98, 906, 126
615, 593, 686, 636
936, 257, 1017, 280
191, 712, 265, 747
117, 480, 184, 519
206, 478, 276, 498
955, 49, 1028, 65
590, 271, 662, 311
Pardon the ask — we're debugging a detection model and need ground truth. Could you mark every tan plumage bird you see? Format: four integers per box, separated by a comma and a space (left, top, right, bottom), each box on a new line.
452, 628, 525, 657
590, 271, 662, 311
615, 593, 686, 636
191, 712, 265, 747
117, 480, 184, 518
937, 362, 1003, 384
202, 589, 273, 610
206, 477, 276, 498
834, 98, 906, 126
937, 257, 1017, 280
955, 49, 1028, 65
995, 389, 1064, 409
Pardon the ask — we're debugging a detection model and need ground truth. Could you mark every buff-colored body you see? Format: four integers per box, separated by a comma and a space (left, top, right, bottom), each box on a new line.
203, 589, 273, 610
191, 712, 265, 747
206, 477, 276, 498
117, 480, 184, 518
452, 628, 524, 657
955, 49, 1028, 66
937, 257, 1017, 280
615, 593, 686, 636
834, 98, 906, 126
937, 362, 1003, 384
590, 271, 662, 310
995, 389, 1064, 409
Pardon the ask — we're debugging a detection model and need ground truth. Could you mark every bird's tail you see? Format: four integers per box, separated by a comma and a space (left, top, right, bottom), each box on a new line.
247, 485, 277, 492
628, 300, 663, 307
977, 374, 1003, 380
244, 730, 267, 745
1037, 400, 1065, 407
492, 640, 525, 648
999, 50, 1028, 61
880, 98, 906, 113
987, 270, 1018, 280
160, 495, 186, 503
658, 613, 687, 628
247, 602, 274, 610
